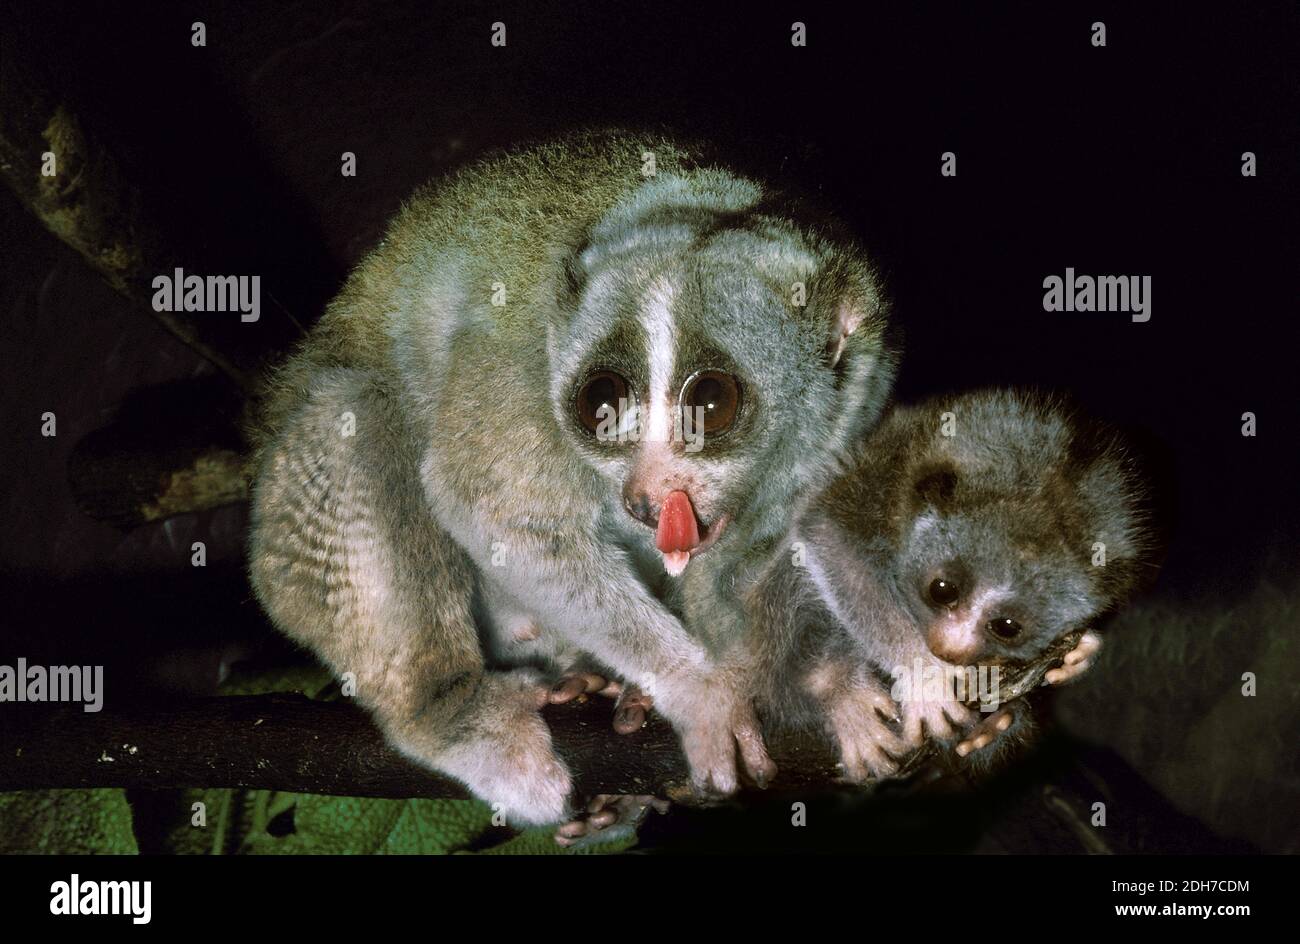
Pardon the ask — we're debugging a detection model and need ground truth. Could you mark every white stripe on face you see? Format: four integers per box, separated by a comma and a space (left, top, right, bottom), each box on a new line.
642, 277, 678, 444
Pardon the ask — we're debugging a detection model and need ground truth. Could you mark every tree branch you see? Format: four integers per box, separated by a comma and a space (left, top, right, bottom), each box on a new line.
0, 635, 1078, 802
0, 693, 684, 801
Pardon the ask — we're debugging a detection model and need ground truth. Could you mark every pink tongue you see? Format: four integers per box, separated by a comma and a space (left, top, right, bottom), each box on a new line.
655, 490, 701, 554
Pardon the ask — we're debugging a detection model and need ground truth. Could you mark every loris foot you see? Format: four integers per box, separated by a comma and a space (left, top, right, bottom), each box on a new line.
547, 665, 655, 734
809, 668, 908, 781
666, 674, 778, 795
898, 694, 974, 747
612, 683, 654, 734
1044, 630, 1102, 685
680, 718, 774, 794
553, 794, 669, 848
432, 671, 573, 826
548, 668, 621, 704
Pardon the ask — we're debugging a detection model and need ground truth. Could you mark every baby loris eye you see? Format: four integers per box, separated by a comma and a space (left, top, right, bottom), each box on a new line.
575, 371, 633, 436
681, 371, 741, 435
987, 617, 1023, 641
927, 577, 960, 607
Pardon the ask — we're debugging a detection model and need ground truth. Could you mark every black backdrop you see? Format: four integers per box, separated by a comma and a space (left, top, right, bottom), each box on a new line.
0, 0, 1296, 853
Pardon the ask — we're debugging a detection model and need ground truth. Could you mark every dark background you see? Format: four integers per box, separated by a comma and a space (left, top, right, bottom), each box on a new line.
1, 1, 1296, 852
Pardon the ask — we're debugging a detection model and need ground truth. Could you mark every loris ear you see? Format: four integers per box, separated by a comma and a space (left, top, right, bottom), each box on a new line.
554, 239, 590, 313
1074, 456, 1155, 603
913, 462, 959, 511
793, 251, 897, 458
805, 254, 889, 369
827, 300, 866, 368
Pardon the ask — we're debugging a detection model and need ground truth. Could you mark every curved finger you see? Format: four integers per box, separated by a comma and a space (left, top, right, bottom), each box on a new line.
612, 686, 653, 734
612, 701, 647, 734
549, 672, 609, 704
902, 713, 926, 746
554, 820, 589, 845
734, 723, 778, 789
620, 686, 654, 710
1072, 631, 1103, 659
548, 675, 587, 703
1045, 658, 1092, 685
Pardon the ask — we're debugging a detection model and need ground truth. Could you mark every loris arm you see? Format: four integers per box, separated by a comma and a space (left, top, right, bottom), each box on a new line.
475, 536, 776, 794
248, 369, 572, 825
743, 558, 908, 782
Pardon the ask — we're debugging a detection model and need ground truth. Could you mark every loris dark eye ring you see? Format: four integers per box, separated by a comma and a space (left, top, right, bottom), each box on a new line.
575, 370, 633, 436
987, 618, 1023, 641
928, 577, 960, 607
681, 370, 741, 436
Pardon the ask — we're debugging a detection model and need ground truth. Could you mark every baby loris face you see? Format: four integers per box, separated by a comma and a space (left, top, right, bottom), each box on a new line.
894, 503, 1102, 667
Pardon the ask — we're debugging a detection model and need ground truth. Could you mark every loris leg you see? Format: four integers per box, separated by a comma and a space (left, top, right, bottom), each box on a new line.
249, 371, 572, 825
666, 569, 778, 793
1044, 630, 1103, 685
492, 568, 774, 795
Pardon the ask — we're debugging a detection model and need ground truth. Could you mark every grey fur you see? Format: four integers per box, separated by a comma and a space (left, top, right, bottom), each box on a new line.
246, 130, 896, 823
747, 389, 1156, 780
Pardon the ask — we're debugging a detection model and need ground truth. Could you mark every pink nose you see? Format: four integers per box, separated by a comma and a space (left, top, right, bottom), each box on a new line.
926, 621, 978, 665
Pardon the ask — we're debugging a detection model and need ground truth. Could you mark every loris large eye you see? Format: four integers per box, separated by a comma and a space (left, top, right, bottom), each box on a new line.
987, 618, 1023, 641
927, 577, 960, 607
681, 371, 741, 435
575, 371, 633, 437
